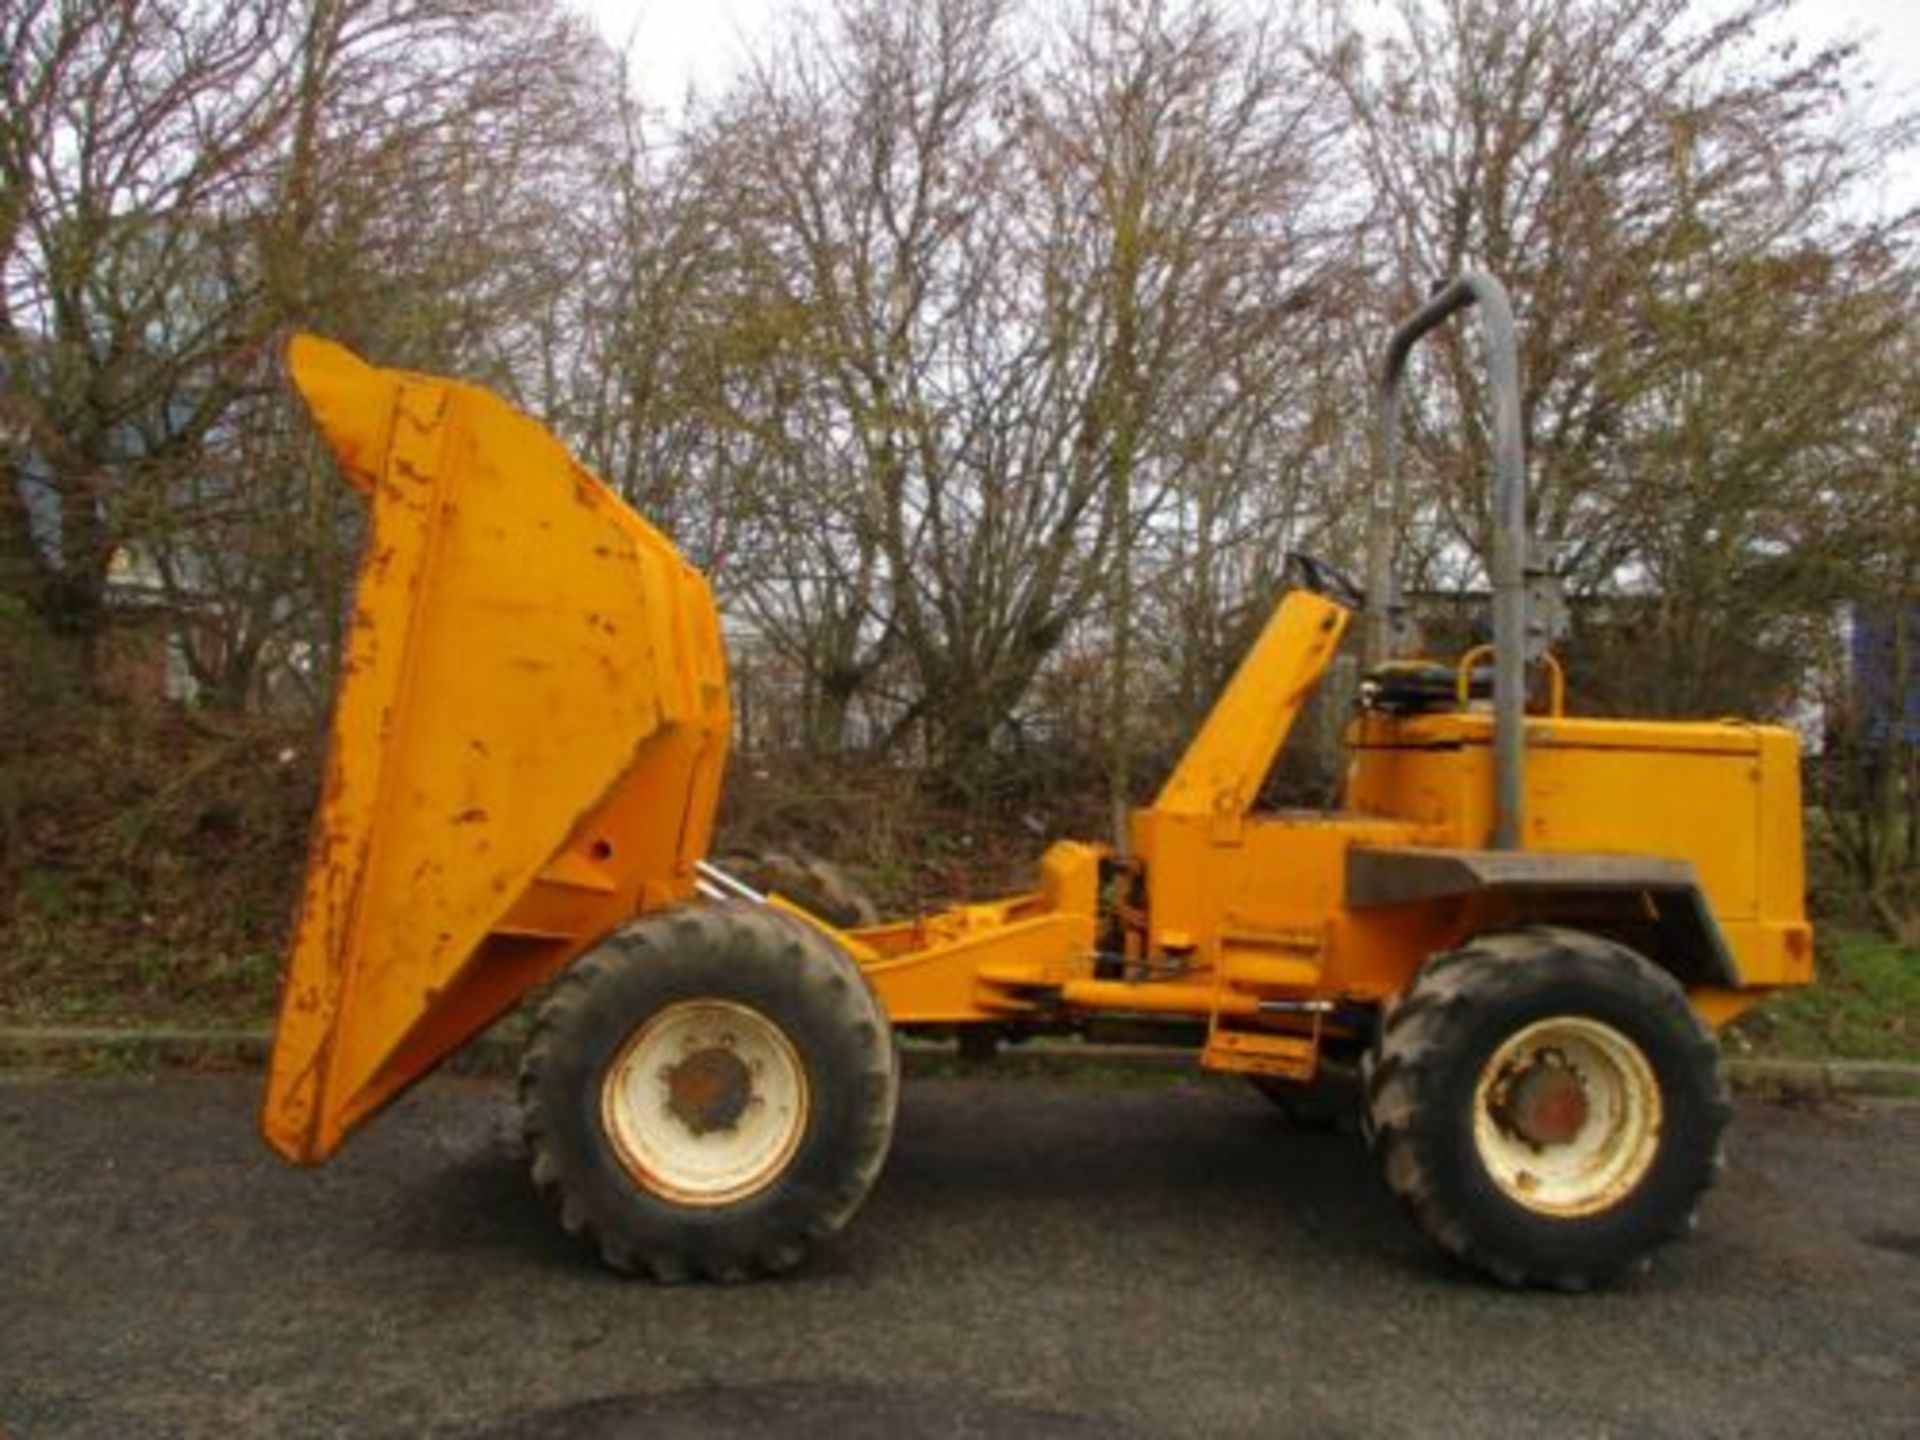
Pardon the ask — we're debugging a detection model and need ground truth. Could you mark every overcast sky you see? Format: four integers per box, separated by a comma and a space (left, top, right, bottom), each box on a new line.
581, 0, 1919, 211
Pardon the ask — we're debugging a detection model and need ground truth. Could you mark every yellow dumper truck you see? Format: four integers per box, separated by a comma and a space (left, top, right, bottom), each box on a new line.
263, 274, 1811, 1289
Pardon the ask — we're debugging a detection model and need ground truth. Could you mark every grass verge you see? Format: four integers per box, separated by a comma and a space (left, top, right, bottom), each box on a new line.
1727, 929, 1917, 1062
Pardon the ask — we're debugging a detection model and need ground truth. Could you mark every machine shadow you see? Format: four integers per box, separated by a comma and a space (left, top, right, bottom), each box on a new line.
845, 1078, 1441, 1282
384, 1076, 1471, 1289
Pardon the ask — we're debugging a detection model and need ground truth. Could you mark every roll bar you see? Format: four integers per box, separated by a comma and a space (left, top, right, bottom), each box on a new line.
1365, 272, 1529, 850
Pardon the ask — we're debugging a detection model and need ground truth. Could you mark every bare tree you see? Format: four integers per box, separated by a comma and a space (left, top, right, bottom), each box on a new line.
1318, 0, 1913, 710
0, 0, 295, 655
1023, 0, 1352, 829
0, 0, 627, 705
677, 0, 1069, 779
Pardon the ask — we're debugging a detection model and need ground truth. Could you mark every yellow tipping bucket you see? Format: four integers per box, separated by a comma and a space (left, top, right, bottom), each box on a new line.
262, 337, 730, 1164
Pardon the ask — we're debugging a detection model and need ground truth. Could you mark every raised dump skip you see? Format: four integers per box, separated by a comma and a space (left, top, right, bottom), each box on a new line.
262, 337, 730, 1165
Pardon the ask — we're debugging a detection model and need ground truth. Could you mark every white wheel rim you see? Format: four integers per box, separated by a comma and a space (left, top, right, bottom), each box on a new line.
600, 1000, 809, 1207
1472, 1016, 1662, 1217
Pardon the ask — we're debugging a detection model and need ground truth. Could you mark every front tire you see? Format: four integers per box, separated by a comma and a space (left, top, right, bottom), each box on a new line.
1365, 927, 1729, 1290
519, 906, 897, 1281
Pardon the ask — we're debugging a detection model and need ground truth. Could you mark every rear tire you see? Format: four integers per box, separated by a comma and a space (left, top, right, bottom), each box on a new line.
519, 906, 897, 1281
1365, 927, 1729, 1290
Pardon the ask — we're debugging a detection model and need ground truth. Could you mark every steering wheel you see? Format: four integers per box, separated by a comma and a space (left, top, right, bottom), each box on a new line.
1283, 550, 1367, 609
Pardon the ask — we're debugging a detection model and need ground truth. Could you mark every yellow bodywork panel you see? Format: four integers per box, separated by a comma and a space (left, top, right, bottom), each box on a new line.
1153, 591, 1350, 825
264, 337, 729, 1164
1134, 809, 1452, 996
858, 841, 1104, 1020
764, 842, 1105, 1023
1345, 711, 1812, 991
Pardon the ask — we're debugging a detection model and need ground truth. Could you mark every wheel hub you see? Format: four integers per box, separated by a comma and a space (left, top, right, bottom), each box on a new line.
1470, 1015, 1663, 1217
664, 1045, 753, 1135
600, 999, 810, 1206
1491, 1050, 1590, 1148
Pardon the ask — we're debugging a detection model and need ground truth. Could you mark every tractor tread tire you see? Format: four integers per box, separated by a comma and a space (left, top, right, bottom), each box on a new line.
1366, 926, 1730, 1291
519, 906, 896, 1282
